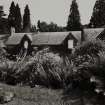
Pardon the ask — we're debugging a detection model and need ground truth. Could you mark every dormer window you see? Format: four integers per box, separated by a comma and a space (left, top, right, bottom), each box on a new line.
68, 40, 73, 49
24, 41, 28, 49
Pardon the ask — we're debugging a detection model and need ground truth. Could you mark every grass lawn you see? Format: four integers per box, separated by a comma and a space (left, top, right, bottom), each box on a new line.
0, 83, 65, 105
0, 83, 86, 105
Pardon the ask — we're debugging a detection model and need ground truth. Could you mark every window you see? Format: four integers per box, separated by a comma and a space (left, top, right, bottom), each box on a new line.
24, 41, 28, 49
68, 40, 73, 49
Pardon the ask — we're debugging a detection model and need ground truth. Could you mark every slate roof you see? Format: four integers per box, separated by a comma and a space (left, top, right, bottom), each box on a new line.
5, 31, 81, 46
32, 32, 70, 45
4, 28, 105, 46
0, 34, 9, 47
5, 33, 32, 45
84, 28, 104, 41
0, 41, 6, 48
0, 34, 9, 40
70, 31, 81, 43
32, 31, 82, 46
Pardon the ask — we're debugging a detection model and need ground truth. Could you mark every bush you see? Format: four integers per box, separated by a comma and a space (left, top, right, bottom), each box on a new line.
19, 50, 71, 88
64, 40, 105, 105
74, 39, 105, 56
0, 48, 72, 89
71, 40, 105, 66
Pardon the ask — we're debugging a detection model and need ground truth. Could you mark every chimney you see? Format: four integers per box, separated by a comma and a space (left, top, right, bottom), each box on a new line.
81, 27, 86, 43
10, 27, 15, 36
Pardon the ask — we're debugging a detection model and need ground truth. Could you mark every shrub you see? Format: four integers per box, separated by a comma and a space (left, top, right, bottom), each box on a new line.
0, 48, 72, 89
71, 40, 105, 66
74, 39, 105, 57
64, 40, 105, 105
20, 50, 71, 88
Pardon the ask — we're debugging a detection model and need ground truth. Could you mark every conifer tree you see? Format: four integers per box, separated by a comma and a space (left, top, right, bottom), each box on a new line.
90, 0, 105, 28
0, 6, 5, 18
31, 25, 36, 32
67, 0, 81, 31
15, 4, 22, 32
37, 20, 41, 32
23, 5, 31, 32
8, 1, 16, 27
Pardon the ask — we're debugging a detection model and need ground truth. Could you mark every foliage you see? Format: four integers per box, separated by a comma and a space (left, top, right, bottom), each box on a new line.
3, 39, 105, 105
89, 0, 105, 28
0, 6, 5, 18
8, 1, 16, 27
0, 48, 72, 89
73, 40, 105, 57
8, 2, 22, 32
15, 4, 22, 32
66, 0, 81, 31
0, 6, 9, 34
69, 40, 105, 68
17, 50, 70, 88
37, 20, 65, 32
23, 5, 31, 32
65, 40, 105, 105
30, 25, 37, 32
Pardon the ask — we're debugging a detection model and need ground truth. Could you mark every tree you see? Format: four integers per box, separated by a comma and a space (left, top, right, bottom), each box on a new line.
0, 6, 6, 18
37, 20, 66, 32
15, 4, 22, 32
31, 25, 36, 32
23, 5, 31, 32
89, 0, 105, 28
37, 20, 49, 32
67, 0, 81, 31
0, 6, 9, 34
48, 22, 58, 32
8, 1, 16, 27
37, 20, 41, 32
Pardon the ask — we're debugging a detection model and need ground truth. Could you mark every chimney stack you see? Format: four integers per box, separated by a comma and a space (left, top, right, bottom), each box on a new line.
10, 27, 15, 36
81, 26, 86, 43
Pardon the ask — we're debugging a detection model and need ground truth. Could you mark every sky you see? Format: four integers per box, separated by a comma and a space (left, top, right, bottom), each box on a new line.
0, 0, 96, 26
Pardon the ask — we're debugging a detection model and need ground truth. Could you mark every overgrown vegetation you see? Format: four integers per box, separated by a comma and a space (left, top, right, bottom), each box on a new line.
0, 48, 71, 89
64, 40, 105, 105
0, 40, 105, 105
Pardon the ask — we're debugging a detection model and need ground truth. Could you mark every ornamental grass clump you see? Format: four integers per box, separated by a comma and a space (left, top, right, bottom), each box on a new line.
0, 48, 72, 89
23, 49, 71, 88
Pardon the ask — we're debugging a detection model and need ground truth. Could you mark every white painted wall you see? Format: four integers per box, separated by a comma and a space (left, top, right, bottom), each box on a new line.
10, 27, 15, 36
68, 40, 73, 49
24, 41, 28, 49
